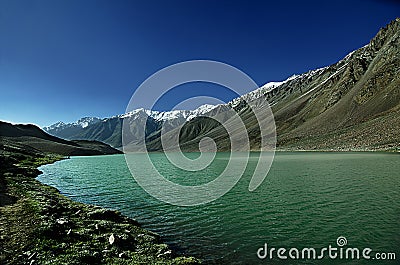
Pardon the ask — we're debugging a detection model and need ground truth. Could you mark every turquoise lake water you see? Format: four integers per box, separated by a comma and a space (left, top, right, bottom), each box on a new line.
37, 152, 400, 264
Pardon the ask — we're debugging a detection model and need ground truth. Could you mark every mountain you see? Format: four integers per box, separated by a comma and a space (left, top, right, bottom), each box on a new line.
256, 18, 400, 151
45, 117, 102, 132
178, 18, 400, 151
45, 19, 400, 152
0, 121, 122, 156
43, 104, 218, 149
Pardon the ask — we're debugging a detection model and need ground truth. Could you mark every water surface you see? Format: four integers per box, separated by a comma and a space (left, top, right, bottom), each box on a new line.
38, 152, 400, 264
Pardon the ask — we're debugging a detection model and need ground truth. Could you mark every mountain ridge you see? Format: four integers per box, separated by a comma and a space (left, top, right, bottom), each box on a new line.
44, 18, 400, 151
0, 121, 122, 156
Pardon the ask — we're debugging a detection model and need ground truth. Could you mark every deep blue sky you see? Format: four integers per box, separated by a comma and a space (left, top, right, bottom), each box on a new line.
0, 0, 399, 127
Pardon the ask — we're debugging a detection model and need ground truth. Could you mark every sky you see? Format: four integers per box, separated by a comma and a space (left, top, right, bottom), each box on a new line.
0, 0, 399, 127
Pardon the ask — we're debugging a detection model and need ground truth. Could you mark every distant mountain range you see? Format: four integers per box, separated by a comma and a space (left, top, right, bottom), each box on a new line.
44, 18, 400, 152
0, 121, 122, 156
43, 104, 218, 149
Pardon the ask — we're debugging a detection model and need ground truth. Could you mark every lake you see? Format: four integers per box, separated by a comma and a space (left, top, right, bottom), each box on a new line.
37, 152, 400, 264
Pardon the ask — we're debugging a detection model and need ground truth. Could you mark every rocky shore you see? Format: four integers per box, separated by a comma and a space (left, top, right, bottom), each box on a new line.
0, 150, 199, 264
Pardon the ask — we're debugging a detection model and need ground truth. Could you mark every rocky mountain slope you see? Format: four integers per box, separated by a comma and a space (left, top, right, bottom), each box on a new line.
45, 18, 400, 152
254, 18, 400, 150
167, 18, 400, 152
0, 121, 122, 156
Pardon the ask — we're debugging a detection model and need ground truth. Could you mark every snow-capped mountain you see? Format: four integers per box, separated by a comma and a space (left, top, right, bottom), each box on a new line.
43, 104, 220, 147
120, 104, 217, 121
229, 75, 298, 108
43, 121, 67, 132
44, 105, 217, 133
43, 46, 363, 149
75, 117, 101, 128
44, 18, 400, 151
44, 117, 101, 132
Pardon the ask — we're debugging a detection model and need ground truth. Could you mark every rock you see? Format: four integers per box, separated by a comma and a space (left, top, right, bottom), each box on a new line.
3, 172, 13, 177
28, 252, 37, 260
87, 208, 123, 222
56, 218, 68, 225
136, 233, 157, 243
157, 250, 172, 258
109, 234, 116, 245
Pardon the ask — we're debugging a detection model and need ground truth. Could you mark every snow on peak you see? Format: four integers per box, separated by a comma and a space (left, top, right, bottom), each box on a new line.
120, 108, 147, 119
342, 44, 368, 61
150, 109, 189, 121
121, 104, 218, 122
74, 117, 101, 128
302, 66, 328, 79
260, 81, 286, 93
43, 121, 66, 131
44, 117, 102, 132
229, 74, 298, 107
53, 121, 66, 127
194, 104, 216, 112
186, 104, 218, 120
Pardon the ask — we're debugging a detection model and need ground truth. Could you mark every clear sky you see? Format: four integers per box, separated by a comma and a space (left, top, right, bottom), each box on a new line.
0, 0, 399, 127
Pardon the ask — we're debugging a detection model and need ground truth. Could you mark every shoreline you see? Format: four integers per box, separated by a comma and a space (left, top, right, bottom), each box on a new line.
126, 148, 400, 154
274, 148, 400, 153
0, 151, 200, 264
2, 148, 397, 263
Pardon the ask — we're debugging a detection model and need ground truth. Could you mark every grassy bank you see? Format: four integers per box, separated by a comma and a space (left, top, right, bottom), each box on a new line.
0, 150, 199, 264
